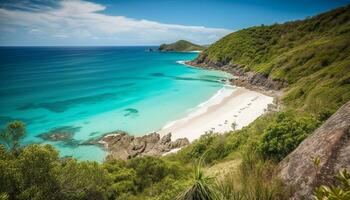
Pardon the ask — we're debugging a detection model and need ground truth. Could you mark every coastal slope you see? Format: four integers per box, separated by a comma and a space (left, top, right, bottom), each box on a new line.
278, 100, 350, 199
159, 40, 205, 52
188, 5, 350, 115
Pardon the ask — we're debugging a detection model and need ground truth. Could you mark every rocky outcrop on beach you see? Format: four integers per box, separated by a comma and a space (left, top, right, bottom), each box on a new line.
88, 131, 189, 160
186, 59, 287, 91
277, 101, 350, 199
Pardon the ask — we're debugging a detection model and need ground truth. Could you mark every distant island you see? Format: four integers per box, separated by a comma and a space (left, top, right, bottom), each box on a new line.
158, 40, 205, 52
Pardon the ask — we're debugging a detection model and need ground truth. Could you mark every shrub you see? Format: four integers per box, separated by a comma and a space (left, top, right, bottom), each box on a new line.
58, 159, 111, 200
258, 112, 319, 161
126, 156, 185, 192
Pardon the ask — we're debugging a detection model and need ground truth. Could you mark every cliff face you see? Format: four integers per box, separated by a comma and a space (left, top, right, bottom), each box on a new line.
277, 101, 350, 199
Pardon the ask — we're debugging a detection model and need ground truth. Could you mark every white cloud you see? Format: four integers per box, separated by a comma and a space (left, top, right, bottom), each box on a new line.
0, 0, 232, 45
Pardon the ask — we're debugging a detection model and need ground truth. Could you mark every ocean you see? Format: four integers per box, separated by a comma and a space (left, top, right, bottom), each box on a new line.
0, 46, 230, 161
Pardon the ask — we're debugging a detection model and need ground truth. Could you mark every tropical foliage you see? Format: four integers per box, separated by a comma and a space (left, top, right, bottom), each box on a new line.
0, 122, 190, 200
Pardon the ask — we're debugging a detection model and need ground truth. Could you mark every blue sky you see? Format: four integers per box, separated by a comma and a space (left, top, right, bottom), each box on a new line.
0, 0, 349, 46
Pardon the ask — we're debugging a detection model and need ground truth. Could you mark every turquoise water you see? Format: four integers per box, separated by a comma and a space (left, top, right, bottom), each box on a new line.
0, 47, 230, 161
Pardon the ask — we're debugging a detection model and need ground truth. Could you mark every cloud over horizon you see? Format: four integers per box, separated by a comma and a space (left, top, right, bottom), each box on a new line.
0, 0, 232, 45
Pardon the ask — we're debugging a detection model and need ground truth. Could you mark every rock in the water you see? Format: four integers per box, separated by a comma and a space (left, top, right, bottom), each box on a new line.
94, 132, 189, 160
277, 101, 350, 199
38, 126, 81, 142
39, 132, 73, 141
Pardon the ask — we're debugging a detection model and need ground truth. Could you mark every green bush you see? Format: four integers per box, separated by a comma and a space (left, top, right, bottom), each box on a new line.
58, 159, 111, 200
127, 156, 173, 192
187, 133, 229, 164
103, 160, 137, 198
258, 112, 319, 161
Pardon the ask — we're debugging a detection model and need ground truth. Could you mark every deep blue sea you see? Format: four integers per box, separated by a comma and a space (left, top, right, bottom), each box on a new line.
0, 46, 230, 161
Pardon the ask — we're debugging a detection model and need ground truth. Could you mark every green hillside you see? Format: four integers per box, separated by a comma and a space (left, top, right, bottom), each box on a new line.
1, 5, 350, 200
159, 40, 205, 52
195, 5, 350, 115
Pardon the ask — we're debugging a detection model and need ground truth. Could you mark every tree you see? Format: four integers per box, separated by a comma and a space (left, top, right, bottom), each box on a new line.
17, 144, 61, 200
0, 121, 26, 152
0, 144, 20, 198
58, 159, 111, 200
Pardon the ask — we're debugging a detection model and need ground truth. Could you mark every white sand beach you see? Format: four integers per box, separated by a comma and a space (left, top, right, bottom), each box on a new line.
158, 85, 273, 142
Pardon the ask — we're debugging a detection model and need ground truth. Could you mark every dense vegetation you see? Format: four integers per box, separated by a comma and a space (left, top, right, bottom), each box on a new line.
159, 40, 205, 52
0, 122, 191, 200
1, 5, 350, 200
258, 112, 320, 161
198, 5, 350, 115
1, 112, 308, 199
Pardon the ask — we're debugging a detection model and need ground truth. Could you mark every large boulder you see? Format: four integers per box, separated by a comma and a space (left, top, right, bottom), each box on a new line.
278, 101, 350, 199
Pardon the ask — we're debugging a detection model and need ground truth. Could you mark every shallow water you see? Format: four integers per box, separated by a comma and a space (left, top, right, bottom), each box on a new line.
0, 46, 230, 161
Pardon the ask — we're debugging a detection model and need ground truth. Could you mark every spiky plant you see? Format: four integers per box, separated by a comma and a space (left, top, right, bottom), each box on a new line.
313, 169, 350, 200
176, 157, 219, 200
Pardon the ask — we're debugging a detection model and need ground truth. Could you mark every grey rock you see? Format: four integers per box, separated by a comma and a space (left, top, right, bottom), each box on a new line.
185, 59, 287, 91
277, 101, 350, 199
92, 132, 189, 160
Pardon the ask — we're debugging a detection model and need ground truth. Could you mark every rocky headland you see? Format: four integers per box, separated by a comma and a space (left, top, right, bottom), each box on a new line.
185, 58, 287, 92
85, 131, 189, 160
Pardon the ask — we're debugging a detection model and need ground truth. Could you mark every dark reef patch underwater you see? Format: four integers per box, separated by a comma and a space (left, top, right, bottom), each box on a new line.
17, 93, 119, 113
124, 108, 139, 117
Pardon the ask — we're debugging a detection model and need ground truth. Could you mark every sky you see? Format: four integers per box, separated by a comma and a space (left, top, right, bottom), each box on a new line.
0, 0, 349, 46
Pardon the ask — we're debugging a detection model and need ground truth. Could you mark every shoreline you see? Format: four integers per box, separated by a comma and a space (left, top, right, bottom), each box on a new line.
157, 85, 273, 142
157, 59, 278, 143
184, 60, 285, 100
96, 58, 278, 158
